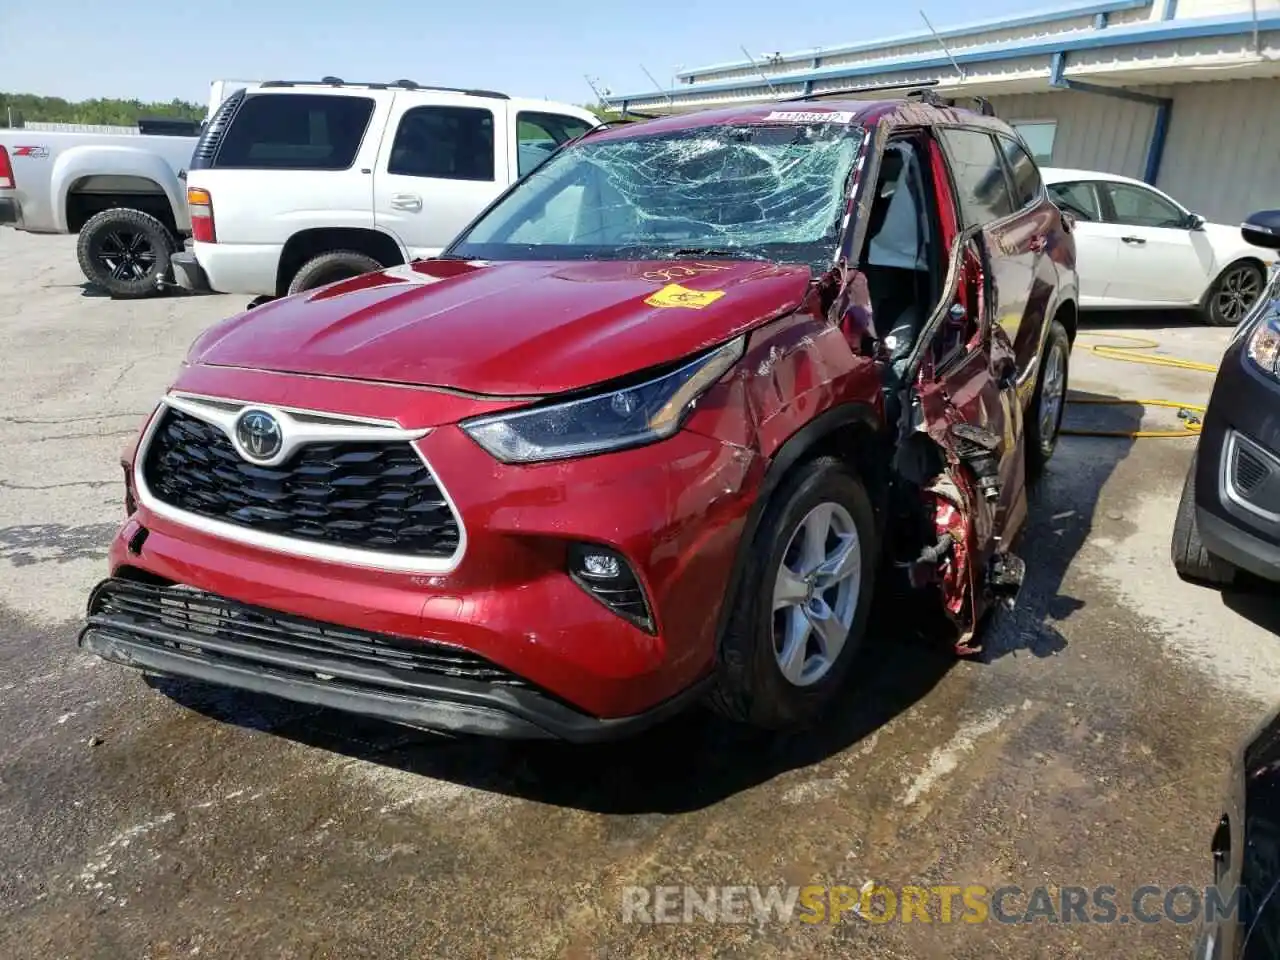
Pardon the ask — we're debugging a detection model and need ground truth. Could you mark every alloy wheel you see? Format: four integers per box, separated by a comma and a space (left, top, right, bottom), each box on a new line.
96, 230, 157, 283
1039, 340, 1067, 453
771, 502, 861, 687
1214, 265, 1263, 324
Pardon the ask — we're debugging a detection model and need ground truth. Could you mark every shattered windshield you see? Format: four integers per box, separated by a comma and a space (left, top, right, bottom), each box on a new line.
447, 122, 865, 267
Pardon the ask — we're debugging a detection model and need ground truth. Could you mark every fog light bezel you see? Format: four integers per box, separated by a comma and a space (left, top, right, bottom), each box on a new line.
566, 542, 656, 634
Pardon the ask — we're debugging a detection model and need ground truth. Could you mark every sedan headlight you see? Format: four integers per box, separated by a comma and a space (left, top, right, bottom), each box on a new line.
462, 337, 744, 463
1247, 313, 1280, 379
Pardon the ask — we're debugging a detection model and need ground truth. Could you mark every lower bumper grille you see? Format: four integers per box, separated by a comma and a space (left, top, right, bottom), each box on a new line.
85, 577, 529, 691
1226, 430, 1280, 519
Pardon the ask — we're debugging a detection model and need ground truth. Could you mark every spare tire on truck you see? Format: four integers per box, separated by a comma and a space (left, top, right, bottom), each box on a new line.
76, 208, 177, 299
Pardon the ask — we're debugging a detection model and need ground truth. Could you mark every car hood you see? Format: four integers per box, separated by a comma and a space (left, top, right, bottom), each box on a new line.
188, 258, 814, 396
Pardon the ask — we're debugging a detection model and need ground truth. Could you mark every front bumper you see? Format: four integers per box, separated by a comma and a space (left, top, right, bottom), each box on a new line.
0, 196, 19, 226
169, 248, 211, 294
96, 372, 762, 729
80, 578, 707, 741
1195, 339, 1280, 583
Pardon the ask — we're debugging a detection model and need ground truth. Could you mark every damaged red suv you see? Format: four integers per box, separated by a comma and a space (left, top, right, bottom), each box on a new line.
82, 96, 1078, 740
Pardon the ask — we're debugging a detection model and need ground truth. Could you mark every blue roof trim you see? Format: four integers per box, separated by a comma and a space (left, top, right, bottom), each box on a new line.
607, 11, 1280, 103
677, 0, 1151, 80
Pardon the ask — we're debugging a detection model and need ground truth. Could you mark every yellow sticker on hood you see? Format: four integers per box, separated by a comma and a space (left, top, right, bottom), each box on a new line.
645, 283, 726, 309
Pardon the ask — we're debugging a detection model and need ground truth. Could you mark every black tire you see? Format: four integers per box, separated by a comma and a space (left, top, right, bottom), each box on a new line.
1026, 318, 1071, 479
287, 251, 384, 296
1203, 260, 1265, 327
1171, 453, 1235, 587
707, 456, 878, 730
76, 208, 176, 299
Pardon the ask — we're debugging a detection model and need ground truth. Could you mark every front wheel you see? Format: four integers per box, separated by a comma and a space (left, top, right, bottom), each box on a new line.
1204, 261, 1265, 327
1171, 453, 1236, 587
1026, 319, 1071, 479
76, 208, 176, 299
707, 456, 878, 730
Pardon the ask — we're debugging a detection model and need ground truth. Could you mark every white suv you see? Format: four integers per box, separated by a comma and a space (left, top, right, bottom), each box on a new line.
172, 79, 599, 299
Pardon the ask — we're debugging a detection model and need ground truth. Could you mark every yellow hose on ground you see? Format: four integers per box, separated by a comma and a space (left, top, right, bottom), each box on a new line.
1062, 333, 1215, 439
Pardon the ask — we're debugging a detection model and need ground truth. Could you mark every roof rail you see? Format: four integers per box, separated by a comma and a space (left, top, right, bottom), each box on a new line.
257, 79, 511, 99
781, 78, 940, 102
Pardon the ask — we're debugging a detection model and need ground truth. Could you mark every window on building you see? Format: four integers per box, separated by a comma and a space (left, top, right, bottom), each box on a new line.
1047, 181, 1102, 222
388, 106, 496, 181
997, 134, 1043, 209
517, 112, 594, 176
1100, 181, 1188, 229
937, 128, 1015, 227
214, 94, 375, 170
1010, 121, 1057, 164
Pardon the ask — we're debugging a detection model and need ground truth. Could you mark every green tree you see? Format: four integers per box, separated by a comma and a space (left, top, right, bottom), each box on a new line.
0, 92, 205, 127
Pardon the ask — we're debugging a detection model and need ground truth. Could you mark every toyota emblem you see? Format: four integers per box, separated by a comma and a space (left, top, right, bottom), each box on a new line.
235, 410, 283, 461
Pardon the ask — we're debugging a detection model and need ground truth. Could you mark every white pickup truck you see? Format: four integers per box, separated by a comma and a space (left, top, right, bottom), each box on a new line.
0, 80, 256, 297
172, 80, 601, 300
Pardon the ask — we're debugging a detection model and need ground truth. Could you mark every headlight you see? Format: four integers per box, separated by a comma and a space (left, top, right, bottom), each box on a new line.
461, 337, 744, 463
1247, 313, 1280, 379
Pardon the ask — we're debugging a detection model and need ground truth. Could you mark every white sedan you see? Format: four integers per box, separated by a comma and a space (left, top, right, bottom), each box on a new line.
1042, 168, 1278, 326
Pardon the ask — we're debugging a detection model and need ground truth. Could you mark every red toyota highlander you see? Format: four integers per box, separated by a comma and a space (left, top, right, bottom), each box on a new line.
81, 95, 1078, 741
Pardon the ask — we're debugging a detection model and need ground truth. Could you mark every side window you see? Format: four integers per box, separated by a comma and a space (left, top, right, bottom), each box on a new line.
517, 111, 593, 177
1009, 120, 1056, 164
1101, 182, 1187, 229
997, 134, 1043, 209
388, 106, 495, 181
937, 128, 1015, 227
213, 94, 375, 170
1047, 181, 1101, 222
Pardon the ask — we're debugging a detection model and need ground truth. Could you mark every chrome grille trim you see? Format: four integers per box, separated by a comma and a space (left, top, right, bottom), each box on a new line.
134, 392, 468, 574
1222, 430, 1280, 524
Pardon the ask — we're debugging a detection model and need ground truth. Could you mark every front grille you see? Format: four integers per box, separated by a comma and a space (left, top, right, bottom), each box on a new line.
142, 408, 460, 557
1235, 445, 1270, 496
87, 577, 530, 689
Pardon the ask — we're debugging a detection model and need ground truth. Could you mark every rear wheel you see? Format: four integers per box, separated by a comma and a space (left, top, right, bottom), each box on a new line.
1026, 319, 1071, 479
76, 208, 176, 299
1171, 453, 1236, 587
1204, 261, 1264, 327
707, 456, 878, 729
287, 251, 384, 296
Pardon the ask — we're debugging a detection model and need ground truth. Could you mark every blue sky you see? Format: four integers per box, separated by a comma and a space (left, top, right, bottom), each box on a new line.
1, 0, 1038, 108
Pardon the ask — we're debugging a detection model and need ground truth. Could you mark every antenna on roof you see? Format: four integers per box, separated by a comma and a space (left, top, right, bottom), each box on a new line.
919, 10, 966, 81
639, 64, 674, 105
739, 45, 779, 96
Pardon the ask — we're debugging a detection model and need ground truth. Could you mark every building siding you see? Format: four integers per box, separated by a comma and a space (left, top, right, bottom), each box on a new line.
1158, 77, 1280, 222
991, 90, 1157, 179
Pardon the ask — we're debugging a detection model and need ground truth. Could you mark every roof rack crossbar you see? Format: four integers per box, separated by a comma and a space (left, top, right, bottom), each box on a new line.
781, 78, 941, 102
256, 79, 510, 99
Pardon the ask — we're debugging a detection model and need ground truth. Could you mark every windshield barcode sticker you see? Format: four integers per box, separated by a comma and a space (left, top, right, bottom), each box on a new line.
763, 111, 856, 124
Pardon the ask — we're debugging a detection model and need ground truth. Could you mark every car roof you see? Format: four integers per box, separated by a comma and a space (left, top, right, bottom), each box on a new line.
1039, 166, 1152, 189
589, 98, 1008, 143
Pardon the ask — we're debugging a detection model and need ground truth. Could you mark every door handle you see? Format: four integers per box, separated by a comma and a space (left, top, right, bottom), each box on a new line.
390, 194, 422, 212
1121, 235, 1146, 245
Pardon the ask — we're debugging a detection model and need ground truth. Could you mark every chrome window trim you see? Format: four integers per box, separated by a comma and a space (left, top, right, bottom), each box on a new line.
1222, 429, 1280, 524
134, 391, 468, 574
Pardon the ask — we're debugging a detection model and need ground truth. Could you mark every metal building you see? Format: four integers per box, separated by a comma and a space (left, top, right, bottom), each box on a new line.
603, 0, 1280, 223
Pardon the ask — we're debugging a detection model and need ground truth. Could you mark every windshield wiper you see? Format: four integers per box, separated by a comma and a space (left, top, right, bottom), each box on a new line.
662, 247, 769, 261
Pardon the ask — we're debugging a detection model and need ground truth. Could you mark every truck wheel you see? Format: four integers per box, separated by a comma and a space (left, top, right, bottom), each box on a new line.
1026, 319, 1071, 480
707, 456, 878, 730
287, 251, 384, 296
1171, 454, 1236, 587
76, 208, 176, 299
